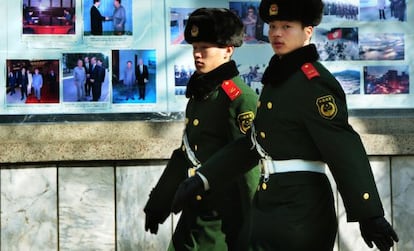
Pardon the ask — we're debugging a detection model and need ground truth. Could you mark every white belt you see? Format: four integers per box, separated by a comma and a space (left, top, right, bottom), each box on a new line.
261, 159, 326, 176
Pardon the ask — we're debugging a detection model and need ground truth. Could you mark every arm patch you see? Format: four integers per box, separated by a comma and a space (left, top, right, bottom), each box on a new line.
221, 80, 242, 101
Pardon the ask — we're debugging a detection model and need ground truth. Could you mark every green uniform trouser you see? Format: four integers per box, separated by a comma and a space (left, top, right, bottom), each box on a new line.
168, 217, 228, 251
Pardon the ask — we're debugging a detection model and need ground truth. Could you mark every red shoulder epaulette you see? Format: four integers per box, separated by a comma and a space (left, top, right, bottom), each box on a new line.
221, 79, 242, 101
301, 63, 320, 80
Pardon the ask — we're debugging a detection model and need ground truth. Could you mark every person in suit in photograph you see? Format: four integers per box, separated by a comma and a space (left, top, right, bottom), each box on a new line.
8, 70, 17, 96
31, 68, 43, 102
84, 56, 92, 97
47, 69, 57, 94
123, 60, 136, 100
73, 59, 86, 101
18, 67, 29, 101
135, 58, 149, 100
90, 0, 109, 35
89, 57, 104, 101
110, 0, 126, 35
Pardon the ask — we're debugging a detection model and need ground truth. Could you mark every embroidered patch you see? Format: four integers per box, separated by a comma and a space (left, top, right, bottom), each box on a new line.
316, 95, 338, 120
238, 111, 255, 134
301, 63, 320, 80
191, 25, 199, 37
269, 4, 278, 16
221, 80, 242, 101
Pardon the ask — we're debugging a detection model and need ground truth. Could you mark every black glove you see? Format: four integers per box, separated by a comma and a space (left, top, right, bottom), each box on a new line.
144, 212, 160, 234
359, 216, 399, 251
171, 175, 205, 214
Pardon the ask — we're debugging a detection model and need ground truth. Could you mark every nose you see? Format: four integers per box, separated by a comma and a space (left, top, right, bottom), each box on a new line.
269, 27, 281, 38
193, 49, 201, 58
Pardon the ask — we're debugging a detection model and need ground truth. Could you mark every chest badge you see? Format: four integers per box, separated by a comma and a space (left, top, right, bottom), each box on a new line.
316, 95, 338, 120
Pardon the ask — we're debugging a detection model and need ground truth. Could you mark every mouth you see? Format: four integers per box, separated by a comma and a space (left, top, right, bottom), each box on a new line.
272, 41, 284, 48
195, 60, 204, 67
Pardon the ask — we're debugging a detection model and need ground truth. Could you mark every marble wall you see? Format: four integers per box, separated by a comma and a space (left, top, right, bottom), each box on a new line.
1, 157, 413, 251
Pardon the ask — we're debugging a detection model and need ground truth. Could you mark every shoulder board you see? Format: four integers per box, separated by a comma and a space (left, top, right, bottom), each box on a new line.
301, 63, 320, 80
221, 79, 242, 101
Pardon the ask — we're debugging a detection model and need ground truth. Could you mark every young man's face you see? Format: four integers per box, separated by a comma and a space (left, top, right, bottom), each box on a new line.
192, 42, 233, 74
268, 20, 313, 56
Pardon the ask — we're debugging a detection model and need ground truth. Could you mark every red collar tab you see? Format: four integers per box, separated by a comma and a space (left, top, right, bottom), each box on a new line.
221, 80, 242, 101
301, 63, 320, 80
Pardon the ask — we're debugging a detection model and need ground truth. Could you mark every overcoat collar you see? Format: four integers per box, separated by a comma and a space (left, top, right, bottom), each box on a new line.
186, 60, 239, 100
261, 44, 319, 86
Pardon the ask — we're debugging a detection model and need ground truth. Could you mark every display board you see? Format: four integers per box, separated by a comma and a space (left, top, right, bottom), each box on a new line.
0, 0, 413, 117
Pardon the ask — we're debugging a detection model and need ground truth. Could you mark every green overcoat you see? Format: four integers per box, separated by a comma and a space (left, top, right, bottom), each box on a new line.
144, 60, 260, 251
197, 45, 385, 250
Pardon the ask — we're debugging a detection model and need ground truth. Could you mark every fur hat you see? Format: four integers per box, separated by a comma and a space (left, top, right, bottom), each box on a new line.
259, 0, 324, 26
184, 8, 244, 47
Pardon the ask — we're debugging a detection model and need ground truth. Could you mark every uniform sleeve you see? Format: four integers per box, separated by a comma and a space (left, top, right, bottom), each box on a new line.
144, 148, 189, 223
228, 85, 258, 139
302, 76, 384, 222
198, 135, 261, 192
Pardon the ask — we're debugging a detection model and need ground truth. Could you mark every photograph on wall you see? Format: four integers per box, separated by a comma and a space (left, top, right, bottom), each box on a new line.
359, 33, 404, 61
363, 65, 409, 94
112, 49, 156, 104
359, 0, 406, 22
326, 64, 361, 94
83, 0, 133, 36
229, 1, 269, 44
22, 0, 75, 35
6, 59, 60, 104
322, 0, 359, 22
314, 27, 359, 61
237, 62, 266, 95
174, 63, 195, 95
170, 8, 194, 45
62, 53, 110, 102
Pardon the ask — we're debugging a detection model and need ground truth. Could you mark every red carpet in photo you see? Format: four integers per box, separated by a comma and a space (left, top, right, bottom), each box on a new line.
25, 83, 59, 104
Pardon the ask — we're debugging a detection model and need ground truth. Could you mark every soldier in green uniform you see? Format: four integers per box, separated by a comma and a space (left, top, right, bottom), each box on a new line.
144, 8, 260, 251
171, 1, 399, 251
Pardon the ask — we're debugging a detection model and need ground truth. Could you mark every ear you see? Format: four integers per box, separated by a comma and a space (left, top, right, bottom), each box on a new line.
304, 26, 314, 40
224, 46, 235, 59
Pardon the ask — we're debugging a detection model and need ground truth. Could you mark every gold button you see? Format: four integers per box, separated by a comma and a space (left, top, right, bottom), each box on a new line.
257, 101, 261, 108
185, 118, 189, 125
194, 145, 198, 151
193, 119, 199, 126
267, 102, 273, 109
260, 132, 266, 139
196, 195, 202, 201
181, 145, 185, 151
363, 193, 370, 200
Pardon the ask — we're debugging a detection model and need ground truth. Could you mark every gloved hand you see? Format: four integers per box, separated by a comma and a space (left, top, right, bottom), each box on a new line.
144, 212, 160, 234
359, 216, 399, 251
171, 175, 205, 214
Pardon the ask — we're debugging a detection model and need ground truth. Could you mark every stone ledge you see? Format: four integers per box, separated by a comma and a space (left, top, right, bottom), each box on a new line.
1, 118, 413, 163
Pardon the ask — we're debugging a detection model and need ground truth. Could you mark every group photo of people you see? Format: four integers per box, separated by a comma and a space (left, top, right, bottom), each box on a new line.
6, 60, 60, 104
62, 53, 109, 102
84, 0, 132, 36
360, 0, 406, 21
